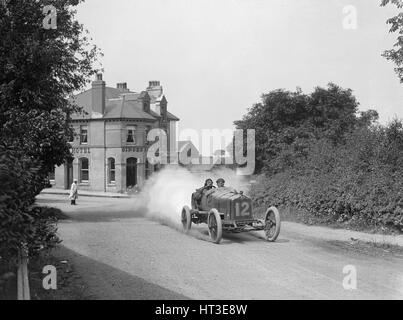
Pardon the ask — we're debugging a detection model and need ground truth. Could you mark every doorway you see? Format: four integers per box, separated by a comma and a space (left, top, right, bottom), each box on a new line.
126, 157, 137, 188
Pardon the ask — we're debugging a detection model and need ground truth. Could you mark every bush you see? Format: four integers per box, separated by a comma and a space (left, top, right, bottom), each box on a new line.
0, 147, 60, 267
251, 121, 403, 233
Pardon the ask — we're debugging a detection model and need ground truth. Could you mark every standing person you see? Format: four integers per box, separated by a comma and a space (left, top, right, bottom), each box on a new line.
69, 179, 78, 205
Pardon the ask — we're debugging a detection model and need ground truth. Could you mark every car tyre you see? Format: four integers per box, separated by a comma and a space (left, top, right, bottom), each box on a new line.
264, 206, 281, 242
208, 208, 222, 244
181, 205, 192, 233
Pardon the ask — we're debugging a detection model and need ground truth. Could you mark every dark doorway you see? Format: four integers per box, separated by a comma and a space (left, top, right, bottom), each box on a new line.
126, 157, 137, 188
65, 158, 74, 189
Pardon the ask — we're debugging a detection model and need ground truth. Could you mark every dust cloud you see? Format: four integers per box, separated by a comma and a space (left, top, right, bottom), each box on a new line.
138, 166, 250, 230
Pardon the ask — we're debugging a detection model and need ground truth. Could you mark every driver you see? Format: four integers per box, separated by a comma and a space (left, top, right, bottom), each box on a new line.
194, 178, 215, 204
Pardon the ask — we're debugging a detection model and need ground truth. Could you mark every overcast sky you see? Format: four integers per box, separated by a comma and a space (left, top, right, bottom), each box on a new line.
76, 0, 403, 144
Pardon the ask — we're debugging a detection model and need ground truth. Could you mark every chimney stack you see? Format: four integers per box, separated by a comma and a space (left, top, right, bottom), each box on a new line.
146, 80, 163, 99
92, 73, 105, 115
117, 82, 128, 91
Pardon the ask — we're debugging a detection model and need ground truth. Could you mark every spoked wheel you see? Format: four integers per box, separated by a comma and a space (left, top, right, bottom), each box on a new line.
208, 209, 222, 244
264, 206, 281, 242
181, 205, 192, 233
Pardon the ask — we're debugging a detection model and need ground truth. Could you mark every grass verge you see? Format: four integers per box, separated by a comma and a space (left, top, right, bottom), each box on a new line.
28, 248, 91, 300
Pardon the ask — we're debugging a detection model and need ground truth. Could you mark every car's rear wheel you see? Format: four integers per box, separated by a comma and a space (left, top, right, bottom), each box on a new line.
208, 209, 222, 244
181, 205, 192, 233
264, 206, 281, 242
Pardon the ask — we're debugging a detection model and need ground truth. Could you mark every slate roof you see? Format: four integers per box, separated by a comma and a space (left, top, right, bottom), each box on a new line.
70, 86, 179, 121
167, 111, 180, 121
103, 99, 156, 120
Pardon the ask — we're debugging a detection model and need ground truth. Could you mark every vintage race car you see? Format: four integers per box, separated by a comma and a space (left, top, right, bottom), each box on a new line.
181, 186, 281, 244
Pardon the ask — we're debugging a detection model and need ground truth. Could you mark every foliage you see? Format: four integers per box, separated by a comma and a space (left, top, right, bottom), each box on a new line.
251, 121, 403, 233
0, 0, 101, 179
0, 147, 61, 266
0, 0, 99, 265
234, 83, 377, 174
381, 0, 403, 82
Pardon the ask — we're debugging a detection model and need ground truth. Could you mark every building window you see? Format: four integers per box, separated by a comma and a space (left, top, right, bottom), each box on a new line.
187, 148, 192, 157
80, 126, 88, 145
48, 167, 55, 181
79, 158, 89, 183
127, 125, 136, 144
108, 158, 115, 184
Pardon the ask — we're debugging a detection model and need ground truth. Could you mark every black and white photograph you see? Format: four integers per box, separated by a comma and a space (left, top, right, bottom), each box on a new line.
1, 0, 403, 304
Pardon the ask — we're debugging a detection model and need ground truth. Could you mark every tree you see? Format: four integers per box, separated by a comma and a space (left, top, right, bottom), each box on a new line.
381, 0, 403, 82
234, 84, 377, 174
234, 88, 310, 172
0, 0, 101, 264
0, 0, 101, 184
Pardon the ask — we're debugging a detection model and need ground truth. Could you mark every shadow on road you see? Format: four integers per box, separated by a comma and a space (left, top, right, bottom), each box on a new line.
51, 245, 191, 300
36, 196, 148, 223
61, 208, 147, 223
36, 198, 71, 204
189, 228, 291, 245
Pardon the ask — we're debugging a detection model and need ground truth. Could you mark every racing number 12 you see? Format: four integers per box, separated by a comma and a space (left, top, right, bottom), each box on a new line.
235, 202, 250, 217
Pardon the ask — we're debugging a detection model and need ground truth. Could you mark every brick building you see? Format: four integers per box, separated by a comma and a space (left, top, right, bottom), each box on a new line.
51, 74, 179, 193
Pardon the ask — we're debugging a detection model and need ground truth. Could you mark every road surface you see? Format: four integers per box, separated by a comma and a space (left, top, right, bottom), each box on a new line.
36, 194, 403, 300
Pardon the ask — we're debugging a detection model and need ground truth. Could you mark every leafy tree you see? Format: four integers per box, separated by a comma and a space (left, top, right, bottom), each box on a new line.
381, 0, 403, 82
308, 83, 360, 142
0, 0, 100, 265
0, 0, 101, 184
234, 84, 377, 173
0, 147, 60, 265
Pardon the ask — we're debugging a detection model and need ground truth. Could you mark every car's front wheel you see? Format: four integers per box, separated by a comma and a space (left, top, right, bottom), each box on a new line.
208, 209, 222, 244
181, 205, 192, 233
264, 206, 281, 242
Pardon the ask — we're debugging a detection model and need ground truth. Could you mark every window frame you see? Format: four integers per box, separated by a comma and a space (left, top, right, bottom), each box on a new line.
108, 158, 116, 184
80, 125, 88, 145
79, 157, 89, 183
126, 125, 136, 144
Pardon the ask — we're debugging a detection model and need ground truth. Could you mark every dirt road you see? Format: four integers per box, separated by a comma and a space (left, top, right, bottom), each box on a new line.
36, 194, 403, 300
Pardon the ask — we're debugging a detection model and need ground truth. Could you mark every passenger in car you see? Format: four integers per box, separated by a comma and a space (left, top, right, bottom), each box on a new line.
216, 178, 225, 188
216, 178, 238, 193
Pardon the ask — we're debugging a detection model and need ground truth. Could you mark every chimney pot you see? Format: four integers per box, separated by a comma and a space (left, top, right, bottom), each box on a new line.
96, 73, 103, 81
149, 81, 161, 87
117, 82, 128, 90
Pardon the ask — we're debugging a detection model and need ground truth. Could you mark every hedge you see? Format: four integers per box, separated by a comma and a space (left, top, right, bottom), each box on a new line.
0, 147, 60, 267
251, 123, 403, 233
